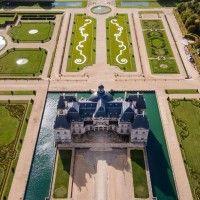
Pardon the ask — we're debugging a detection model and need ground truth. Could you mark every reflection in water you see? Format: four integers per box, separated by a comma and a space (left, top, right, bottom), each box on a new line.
121, 1, 149, 7
24, 93, 59, 200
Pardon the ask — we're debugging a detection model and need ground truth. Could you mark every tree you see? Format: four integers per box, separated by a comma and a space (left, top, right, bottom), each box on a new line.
185, 14, 198, 28
188, 25, 196, 33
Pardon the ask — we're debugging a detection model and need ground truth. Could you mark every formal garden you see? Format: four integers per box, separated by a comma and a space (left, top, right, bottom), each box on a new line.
106, 14, 136, 72
66, 14, 96, 72
130, 149, 149, 198
0, 100, 33, 199
169, 99, 200, 200
53, 150, 72, 199
0, 48, 47, 76
141, 20, 179, 74
9, 22, 55, 43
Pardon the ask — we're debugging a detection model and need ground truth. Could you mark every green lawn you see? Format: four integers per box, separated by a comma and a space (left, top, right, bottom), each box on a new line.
106, 14, 136, 71
0, 48, 47, 76
130, 149, 149, 198
0, 101, 33, 199
67, 14, 96, 72
149, 58, 179, 73
165, 89, 199, 94
141, 20, 179, 74
9, 22, 54, 42
53, 150, 72, 198
169, 100, 200, 200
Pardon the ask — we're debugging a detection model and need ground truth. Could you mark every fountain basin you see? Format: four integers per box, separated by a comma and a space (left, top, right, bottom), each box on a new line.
91, 5, 111, 15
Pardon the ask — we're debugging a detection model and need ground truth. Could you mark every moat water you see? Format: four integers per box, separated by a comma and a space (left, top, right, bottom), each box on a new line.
24, 92, 177, 200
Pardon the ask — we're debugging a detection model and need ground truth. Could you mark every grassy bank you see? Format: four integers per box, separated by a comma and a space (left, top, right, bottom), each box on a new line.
131, 149, 149, 198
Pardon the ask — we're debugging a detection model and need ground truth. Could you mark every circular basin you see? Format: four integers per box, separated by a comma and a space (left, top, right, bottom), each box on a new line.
91, 5, 111, 15
0, 36, 6, 51
16, 58, 29, 65
28, 29, 39, 35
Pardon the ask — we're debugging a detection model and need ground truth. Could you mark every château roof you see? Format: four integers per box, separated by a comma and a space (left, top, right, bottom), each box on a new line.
132, 115, 149, 129
54, 85, 148, 130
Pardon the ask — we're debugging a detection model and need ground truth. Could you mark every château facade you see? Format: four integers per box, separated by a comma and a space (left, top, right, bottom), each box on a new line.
54, 85, 149, 146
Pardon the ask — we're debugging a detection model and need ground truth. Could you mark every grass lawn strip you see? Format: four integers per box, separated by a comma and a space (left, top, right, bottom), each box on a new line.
0, 48, 47, 76
53, 150, 72, 198
106, 14, 136, 71
0, 91, 36, 95
169, 100, 200, 200
67, 14, 96, 72
9, 22, 54, 42
0, 100, 33, 199
141, 19, 179, 74
130, 149, 149, 198
165, 89, 199, 94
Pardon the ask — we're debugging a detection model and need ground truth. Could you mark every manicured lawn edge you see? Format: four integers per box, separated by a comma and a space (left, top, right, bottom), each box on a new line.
0, 100, 33, 199
53, 150, 72, 198
130, 149, 149, 198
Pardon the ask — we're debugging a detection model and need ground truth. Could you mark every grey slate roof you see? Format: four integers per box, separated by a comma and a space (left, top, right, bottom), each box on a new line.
132, 115, 149, 129
54, 115, 70, 129
55, 86, 148, 130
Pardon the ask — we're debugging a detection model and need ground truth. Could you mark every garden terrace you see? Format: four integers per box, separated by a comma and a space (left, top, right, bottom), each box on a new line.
130, 149, 149, 198
53, 150, 72, 198
169, 99, 200, 200
0, 13, 17, 27
141, 20, 179, 74
106, 14, 136, 72
0, 100, 33, 199
66, 14, 96, 72
0, 48, 47, 77
9, 22, 55, 43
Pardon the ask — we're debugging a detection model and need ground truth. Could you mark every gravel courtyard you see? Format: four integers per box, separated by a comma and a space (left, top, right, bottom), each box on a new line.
72, 149, 133, 200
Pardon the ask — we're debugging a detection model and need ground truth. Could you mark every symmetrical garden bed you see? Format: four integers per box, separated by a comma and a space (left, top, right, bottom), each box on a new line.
106, 14, 136, 71
169, 99, 200, 199
141, 20, 179, 73
0, 100, 33, 199
66, 14, 96, 72
9, 22, 54, 43
53, 150, 72, 198
130, 149, 149, 198
0, 48, 47, 76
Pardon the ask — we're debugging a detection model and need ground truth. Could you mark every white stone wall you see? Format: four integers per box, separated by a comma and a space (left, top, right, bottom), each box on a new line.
55, 129, 71, 143
130, 128, 148, 143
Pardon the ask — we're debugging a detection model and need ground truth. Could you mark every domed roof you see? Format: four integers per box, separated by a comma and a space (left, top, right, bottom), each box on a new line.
89, 85, 113, 102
